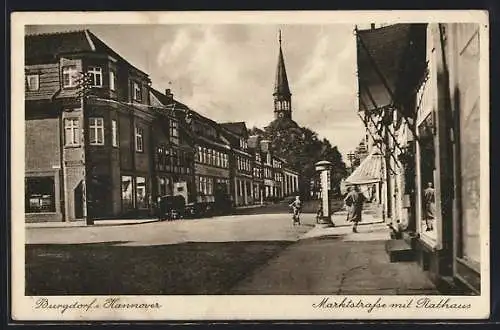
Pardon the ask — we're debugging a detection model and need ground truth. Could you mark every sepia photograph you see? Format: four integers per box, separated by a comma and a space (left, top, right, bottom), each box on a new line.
11, 10, 489, 320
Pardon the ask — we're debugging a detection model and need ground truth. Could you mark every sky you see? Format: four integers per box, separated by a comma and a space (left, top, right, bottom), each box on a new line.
26, 24, 366, 159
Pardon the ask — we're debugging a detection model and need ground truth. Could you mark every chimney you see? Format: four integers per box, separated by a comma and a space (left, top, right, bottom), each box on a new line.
165, 89, 173, 102
260, 140, 271, 153
371, 23, 376, 30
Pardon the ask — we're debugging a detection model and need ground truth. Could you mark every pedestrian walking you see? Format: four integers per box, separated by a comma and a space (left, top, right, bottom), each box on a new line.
344, 185, 366, 233
423, 182, 436, 231
289, 195, 302, 226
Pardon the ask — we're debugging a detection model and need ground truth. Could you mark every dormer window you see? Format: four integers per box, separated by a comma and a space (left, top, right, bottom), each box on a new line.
133, 82, 142, 101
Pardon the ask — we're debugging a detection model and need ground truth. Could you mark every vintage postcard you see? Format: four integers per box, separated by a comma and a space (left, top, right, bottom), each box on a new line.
11, 10, 490, 321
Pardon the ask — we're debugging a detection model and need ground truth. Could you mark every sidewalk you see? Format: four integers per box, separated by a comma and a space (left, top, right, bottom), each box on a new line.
25, 218, 160, 229
230, 209, 438, 295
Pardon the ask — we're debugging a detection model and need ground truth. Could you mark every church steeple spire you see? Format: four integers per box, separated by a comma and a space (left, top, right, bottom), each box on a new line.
273, 29, 292, 120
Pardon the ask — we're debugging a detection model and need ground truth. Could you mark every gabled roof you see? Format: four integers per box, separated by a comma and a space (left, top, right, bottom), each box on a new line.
25, 29, 149, 78
219, 122, 247, 137
149, 88, 190, 112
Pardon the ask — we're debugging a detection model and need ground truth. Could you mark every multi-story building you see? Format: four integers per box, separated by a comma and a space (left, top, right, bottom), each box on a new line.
25, 29, 302, 222
149, 88, 196, 204
259, 140, 276, 200
190, 111, 231, 205
248, 135, 264, 204
283, 166, 299, 197
272, 156, 284, 198
220, 122, 254, 206
25, 30, 157, 222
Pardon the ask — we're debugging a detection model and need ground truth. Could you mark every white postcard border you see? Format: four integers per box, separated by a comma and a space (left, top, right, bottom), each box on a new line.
11, 10, 490, 321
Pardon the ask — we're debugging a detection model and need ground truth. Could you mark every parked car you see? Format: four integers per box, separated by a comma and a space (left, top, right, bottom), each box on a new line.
157, 195, 186, 220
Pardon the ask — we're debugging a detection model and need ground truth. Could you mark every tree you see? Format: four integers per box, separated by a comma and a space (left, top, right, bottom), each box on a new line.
256, 118, 347, 199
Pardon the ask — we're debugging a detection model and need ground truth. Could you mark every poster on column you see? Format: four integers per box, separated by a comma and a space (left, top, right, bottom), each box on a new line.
10, 9, 490, 322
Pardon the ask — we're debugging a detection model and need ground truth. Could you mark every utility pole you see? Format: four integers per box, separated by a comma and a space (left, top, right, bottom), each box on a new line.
77, 71, 94, 225
384, 109, 392, 220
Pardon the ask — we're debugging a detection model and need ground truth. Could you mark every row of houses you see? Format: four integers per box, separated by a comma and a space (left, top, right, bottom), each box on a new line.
24, 30, 299, 223
347, 23, 483, 294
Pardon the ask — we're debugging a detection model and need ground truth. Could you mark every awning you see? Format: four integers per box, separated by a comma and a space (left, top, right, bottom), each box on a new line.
357, 24, 427, 117
345, 150, 384, 185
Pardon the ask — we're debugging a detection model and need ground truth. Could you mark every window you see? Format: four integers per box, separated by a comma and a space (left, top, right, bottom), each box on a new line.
170, 119, 179, 142
25, 177, 55, 213
197, 146, 202, 162
109, 70, 117, 91
133, 82, 142, 101
112, 119, 118, 147
62, 66, 78, 88
64, 118, 80, 146
240, 138, 247, 150
26, 74, 39, 91
135, 126, 144, 152
135, 177, 147, 209
89, 117, 104, 145
88, 66, 103, 87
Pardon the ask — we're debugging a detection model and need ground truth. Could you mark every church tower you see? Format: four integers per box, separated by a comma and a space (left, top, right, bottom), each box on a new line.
273, 30, 292, 120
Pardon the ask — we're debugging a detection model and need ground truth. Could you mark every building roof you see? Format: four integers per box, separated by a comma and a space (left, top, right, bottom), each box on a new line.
149, 88, 190, 112
25, 30, 149, 78
356, 24, 427, 114
219, 122, 247, 136
345, 149, 383, 185
266, 117, 299, 130
273, 31, 291, 97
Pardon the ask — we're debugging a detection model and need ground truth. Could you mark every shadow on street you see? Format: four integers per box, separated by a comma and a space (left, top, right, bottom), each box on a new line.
26, 240, 292, 296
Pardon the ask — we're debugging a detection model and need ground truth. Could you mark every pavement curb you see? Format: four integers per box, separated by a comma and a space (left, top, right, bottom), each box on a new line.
26, 219, 162, 229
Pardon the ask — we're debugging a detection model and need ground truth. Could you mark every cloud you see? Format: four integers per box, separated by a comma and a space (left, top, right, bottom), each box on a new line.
154, 24, 364, 156
156, 26, 271, 124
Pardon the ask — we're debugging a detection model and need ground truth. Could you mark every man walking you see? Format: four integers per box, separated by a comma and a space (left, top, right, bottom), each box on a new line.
423, 182, 436, 231
345, 185, 366, 233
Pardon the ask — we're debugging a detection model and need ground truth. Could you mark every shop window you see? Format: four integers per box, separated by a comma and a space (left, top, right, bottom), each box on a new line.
418, 113, 437, 240
136, 177, 147, 209
457, 27, 481, 267
121, 176, 134, 211
25, 176, 56, 213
